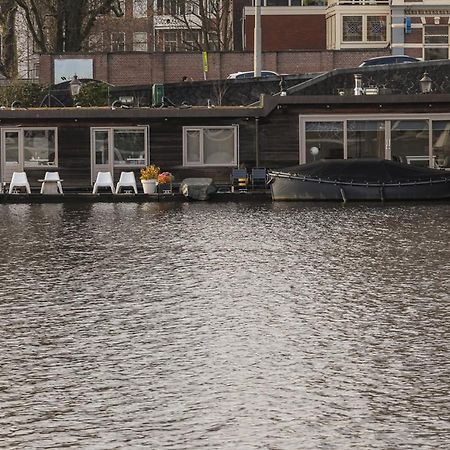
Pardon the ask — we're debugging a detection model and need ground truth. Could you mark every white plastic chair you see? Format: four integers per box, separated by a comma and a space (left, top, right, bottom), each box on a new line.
93, 171, 114, 194
9, 172, 31, 194
115, 171, 138, 194
40, 171, 63, 194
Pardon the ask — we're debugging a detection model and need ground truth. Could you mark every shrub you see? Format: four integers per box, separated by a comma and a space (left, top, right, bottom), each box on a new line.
75, 81, 110, 106
0, 82, 45, 108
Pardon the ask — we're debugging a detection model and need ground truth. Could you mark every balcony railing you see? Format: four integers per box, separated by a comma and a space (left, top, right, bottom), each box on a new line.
328, 0, 389, 5
153, 14, 201, 30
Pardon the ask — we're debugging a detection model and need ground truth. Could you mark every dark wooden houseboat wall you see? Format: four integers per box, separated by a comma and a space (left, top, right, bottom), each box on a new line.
2, 94, 450, 189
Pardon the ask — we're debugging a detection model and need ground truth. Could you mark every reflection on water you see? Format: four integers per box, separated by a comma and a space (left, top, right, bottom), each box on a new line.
1, 201, 449, 449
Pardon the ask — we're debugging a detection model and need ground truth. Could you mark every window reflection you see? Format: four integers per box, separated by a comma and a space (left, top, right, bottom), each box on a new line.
432, 121, 450, 168
391, 120, 429, 166
305, 121, 343, 163
23, 129, 56, 167
347, 121, 385, 159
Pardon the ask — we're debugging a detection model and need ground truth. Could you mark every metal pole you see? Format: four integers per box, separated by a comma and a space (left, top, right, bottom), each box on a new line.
254, 0, 261, 77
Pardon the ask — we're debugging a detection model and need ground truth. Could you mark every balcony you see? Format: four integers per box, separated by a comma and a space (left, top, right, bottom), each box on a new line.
153, 14, 201, 30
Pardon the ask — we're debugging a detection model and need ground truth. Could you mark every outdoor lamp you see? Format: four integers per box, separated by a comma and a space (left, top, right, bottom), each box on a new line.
310, 146, 319, 160
420, 72, 432, 94
69, 75, 82, 97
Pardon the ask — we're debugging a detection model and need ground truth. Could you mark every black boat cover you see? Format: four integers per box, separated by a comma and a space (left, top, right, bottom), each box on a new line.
278, 159, 450, 183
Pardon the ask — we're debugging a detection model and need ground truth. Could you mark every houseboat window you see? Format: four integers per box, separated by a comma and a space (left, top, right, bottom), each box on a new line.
5, 132, 19, 164
92, 127, 148, 168
23, 129, 56, 167
186, 130, 201, 164
432, 121, 450, 168
183, 126, 237, 166
305, 122, 343, 163
347, 121, 385, 159
390, 120, 429, 166
113, 129, 146, 164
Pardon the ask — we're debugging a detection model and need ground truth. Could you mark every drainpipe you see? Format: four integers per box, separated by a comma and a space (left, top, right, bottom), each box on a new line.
255, 117, 260, 168
354, 74, 363, 96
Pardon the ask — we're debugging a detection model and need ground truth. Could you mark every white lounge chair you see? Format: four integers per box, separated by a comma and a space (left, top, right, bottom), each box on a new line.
115, 171, 138, 194
9, 172, 31, 194
93, 171, 114, 194
40, 171, 63, 194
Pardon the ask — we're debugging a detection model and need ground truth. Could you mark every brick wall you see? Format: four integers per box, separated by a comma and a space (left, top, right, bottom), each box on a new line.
40, 50, 390, 86
245, 15, 326, 51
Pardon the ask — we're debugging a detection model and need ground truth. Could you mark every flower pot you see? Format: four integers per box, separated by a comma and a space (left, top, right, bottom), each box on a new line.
141, 179, 157, 194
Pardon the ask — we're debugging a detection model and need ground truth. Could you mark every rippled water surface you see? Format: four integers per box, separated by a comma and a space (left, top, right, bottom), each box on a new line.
1, 200, 450, 449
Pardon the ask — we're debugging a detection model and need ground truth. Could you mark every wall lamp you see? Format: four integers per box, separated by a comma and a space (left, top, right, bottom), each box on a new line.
420, 72, 432, 94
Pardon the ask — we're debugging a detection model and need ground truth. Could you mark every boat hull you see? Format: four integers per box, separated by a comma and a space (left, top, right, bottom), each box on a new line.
269, 174, 450, 202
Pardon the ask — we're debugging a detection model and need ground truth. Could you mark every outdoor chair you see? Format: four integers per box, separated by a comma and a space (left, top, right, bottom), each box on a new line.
9, 172, 31, 194
116, 171, 138, 194
230, 168, 248, 191
40, 171, 63, 194
250, 168, 267, 190
93, 171, 115, 194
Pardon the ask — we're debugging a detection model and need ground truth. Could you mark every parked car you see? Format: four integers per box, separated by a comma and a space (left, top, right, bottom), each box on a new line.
359, 55, 420, 67
227, 70, 280, 79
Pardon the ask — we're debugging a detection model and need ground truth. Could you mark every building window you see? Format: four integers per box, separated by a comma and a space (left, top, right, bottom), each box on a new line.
156, 0, 185, 15
183, 30, 199, 51
111, 32, 125, 51
342, 15, 387, 43
163, 31, 178, 52
367, 16, 386, 42
343, 16, 363, 42
92, 127, 147, 167
133, 0, 147, 17
133, 32, 148, 51
183, 126, 238, 166
424, 25, 449, 60
88, 33, 103, 52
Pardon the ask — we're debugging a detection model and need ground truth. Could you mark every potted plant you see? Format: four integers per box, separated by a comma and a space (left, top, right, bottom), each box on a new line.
140, 164, 160, 194
157, 171, 174, 193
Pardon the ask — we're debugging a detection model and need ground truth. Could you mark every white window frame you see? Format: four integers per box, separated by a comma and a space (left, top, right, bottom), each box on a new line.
90, 125, 149, 168
298, 114, 450, 168
342, 14, 388, 44
163, 31, 178, 52
133, 32, 148, 51
1, 127, 58, 181
423, 25, 449, 60
183, 125, 239, 167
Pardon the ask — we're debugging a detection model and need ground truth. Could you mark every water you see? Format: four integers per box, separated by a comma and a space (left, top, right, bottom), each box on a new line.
0, 200, 449, 449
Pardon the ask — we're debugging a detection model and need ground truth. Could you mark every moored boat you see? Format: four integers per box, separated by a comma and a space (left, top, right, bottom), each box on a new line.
268, 159, 450, 202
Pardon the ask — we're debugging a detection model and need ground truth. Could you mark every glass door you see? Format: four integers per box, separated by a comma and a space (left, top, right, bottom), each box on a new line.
91, 129, 111, 183
1, 129, 21, 182
390, 120, 431, 166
